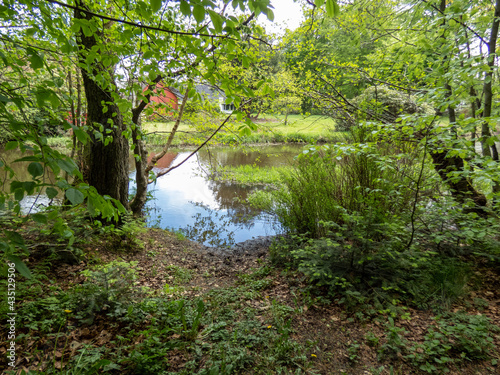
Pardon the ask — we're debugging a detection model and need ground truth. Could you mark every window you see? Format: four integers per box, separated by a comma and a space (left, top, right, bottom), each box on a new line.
222, 103, 235, 112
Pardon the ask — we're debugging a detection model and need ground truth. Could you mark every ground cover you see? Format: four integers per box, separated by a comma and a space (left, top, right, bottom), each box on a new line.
1, 220, 499, 375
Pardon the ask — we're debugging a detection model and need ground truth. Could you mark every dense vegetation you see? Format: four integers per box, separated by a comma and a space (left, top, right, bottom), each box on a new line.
1, 0, 500, 374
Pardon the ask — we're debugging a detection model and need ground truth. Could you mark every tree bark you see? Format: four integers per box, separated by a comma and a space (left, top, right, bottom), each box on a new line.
74, 0, 130, 210
429, 149, 487, 216
481, 0, 500, 161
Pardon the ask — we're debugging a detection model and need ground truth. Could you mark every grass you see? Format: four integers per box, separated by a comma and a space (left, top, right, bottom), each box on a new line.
142, 114, 344, 147
213, 164, 292, 186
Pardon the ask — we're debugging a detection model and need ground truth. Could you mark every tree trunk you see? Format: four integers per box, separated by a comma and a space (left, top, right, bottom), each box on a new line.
429, 148, 487, 216
481, 0, 500, 162
74, 1, 130, 210
130, 110, 148, 215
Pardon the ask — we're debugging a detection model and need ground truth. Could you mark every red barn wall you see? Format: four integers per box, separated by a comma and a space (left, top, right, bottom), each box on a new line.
146, 84, 179, 117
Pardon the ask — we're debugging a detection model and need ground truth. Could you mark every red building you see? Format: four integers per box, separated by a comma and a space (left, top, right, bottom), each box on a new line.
146, 83, 181, 118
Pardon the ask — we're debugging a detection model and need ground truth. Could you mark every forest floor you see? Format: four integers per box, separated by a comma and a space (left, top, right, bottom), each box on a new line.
1, 228, 500, 374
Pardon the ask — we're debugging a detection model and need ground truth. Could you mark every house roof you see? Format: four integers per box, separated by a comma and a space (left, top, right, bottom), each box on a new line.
147, 82, 225, 101
195, 84, 224, 101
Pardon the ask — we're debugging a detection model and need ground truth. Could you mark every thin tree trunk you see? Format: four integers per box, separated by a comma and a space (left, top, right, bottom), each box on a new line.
129, 116, 148, 215
481, 0, 500, 161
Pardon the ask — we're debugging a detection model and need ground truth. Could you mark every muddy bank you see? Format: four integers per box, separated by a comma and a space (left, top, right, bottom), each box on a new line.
204, 235, 280, 258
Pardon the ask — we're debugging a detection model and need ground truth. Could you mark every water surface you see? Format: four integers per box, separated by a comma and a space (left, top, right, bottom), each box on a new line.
142, 145, 300, 246
1, 144, 301, 246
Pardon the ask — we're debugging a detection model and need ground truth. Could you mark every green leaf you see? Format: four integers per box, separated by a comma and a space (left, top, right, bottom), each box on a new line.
48, 92, 60, 108
66, 188, 84, 205
5, 141, 18, 151
14, 156, 40, 162
57, 159, 77, 174
325, 0, 339, 17
143, 50, 154, 59
315, 0, 325, 6
32, 213, 48, 224
193, 5, 205, 23
73, 127, 89, 144
208, 10, 223, 33
28, 162, 44, 178
266, 9, 274, 21
23, 181, 36, 195
14, 189, 24, 201
27, 48, 44, 70
150, 0, 162, 12
46, 187, 58, 199
7, 255, 32, 279
5, 230, 24, 245
57, 180, 71, 190
180, 0, 190, 16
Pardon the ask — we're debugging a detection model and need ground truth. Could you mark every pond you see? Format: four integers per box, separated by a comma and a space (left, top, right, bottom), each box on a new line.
140, 145, 301, 247
1, 144, 302, 247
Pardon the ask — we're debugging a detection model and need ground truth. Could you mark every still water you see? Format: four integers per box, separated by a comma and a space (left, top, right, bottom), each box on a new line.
1, 145, 302, 247
141, 145, 300, 247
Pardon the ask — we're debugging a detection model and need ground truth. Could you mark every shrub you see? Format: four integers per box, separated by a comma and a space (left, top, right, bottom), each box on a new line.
71, 260, 140, 324
335, 85, 434, 131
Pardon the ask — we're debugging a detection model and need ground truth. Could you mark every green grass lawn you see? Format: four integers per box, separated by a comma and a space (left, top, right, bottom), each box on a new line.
142, 114, 344, 146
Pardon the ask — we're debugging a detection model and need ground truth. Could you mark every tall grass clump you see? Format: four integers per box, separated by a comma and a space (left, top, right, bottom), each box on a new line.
266, 124, 475, 308
272, 126, 424, 239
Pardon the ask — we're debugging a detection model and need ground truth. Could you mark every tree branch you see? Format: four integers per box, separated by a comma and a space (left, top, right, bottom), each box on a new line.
47, 0, 247, 40
153, 111, 236, 180
146, 88, 190, 173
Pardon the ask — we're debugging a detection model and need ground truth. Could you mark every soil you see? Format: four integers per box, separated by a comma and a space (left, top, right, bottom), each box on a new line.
2, 228, 500, 374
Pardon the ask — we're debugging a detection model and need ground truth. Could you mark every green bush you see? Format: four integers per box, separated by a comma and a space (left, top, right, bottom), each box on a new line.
271, 228, 475, 311
71, 260, 140, 324
335, 85, 434, 131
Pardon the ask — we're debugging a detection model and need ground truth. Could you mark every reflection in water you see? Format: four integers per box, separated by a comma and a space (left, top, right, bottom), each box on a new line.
1, 144, 300, 246
142, 145, 300, 246
183, 203, 237, 247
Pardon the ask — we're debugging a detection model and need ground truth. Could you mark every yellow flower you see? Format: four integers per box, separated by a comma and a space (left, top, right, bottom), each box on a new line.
64, 310, 72, 313
311, 354, 317, 358
267, 325, 272, 329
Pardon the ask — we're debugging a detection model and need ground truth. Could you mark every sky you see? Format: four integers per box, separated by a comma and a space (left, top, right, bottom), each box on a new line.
258, 0, 305, 34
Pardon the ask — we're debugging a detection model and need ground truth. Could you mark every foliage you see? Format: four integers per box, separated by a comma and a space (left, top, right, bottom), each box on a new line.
378, 313, 499, 373
93, 214, 147, 251
71, 260, 140, 324
268, 126, 424, 237
335, 85, 434, 131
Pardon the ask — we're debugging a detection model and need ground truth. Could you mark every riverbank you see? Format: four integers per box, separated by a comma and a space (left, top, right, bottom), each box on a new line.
1, 226, 499, 374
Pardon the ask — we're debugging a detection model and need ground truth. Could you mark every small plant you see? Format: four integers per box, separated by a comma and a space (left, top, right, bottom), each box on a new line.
365, 331, 380, 348
347, 340, 361, 362
473, 297, 489, 311
378, 317, 409, 360
71, 261, 140, 324
94, 214, 147, 251
165, 264, 194, 284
